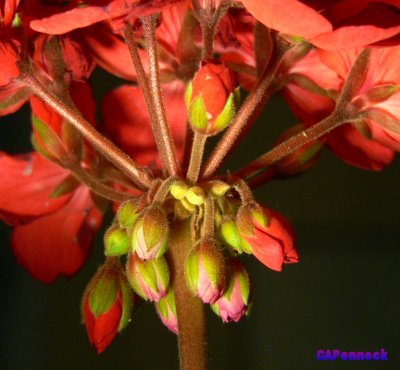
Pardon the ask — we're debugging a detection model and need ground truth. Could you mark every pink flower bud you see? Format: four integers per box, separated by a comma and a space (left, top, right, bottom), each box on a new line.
212, 259, 250, 323
185, 239, 225, 304
126, 253, 170, 302
155, 289, 178, 335
82, 258, 133, 353
132, 205, 169, 260
239, 206, 298, 271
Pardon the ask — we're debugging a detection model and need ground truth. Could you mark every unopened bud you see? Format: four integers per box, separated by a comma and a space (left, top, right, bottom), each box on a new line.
185, 186, 205, 206
212, 259, 251, 323
186, 62, 237, 135
132, 205, 169, 260
220, 217, 251, 254
185, 239, 225, 304
126, 253, 170, 302
170, 180, 189, 200
240, 206, 298, 271
236, 202, 269, 237
82, 258, 133, 353
155, 289, 178, 335
117, 201, 139, 229
104, 226, 130, 256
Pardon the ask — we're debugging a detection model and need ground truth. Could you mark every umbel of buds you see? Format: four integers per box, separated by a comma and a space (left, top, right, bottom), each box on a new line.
89, 176, 298, 349
186, 61, 238, 135
82, 258, 133, 354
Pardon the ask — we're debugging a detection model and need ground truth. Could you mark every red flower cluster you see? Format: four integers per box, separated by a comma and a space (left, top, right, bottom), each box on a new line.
0, 0, 399, 356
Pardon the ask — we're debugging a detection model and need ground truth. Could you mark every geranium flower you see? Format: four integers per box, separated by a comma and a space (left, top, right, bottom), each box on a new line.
0, 152, 103, 283
284, 46, 400, 170
240, 0, 400, 50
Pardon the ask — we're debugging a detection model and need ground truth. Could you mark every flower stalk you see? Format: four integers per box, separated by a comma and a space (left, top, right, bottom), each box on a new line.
142, 14, 182, 177
20, 71, 153, 190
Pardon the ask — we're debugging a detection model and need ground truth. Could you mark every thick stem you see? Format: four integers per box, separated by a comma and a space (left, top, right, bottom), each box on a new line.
200, 36, 292, 179
21, 73, 153, 190
168, 220, 207, 370
186, 132, 207, 184
235, 112, 353, 179
142, 15, 181, 177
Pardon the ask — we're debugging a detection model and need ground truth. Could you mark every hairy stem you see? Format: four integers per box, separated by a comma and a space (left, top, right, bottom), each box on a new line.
186, 132, 207, 184
168, 220, 207, 370
235, 112, 354, 179
21, 73, 153, 190
142, 15, 181, 177
68, 163, 134, 202
201, 35, 292, 179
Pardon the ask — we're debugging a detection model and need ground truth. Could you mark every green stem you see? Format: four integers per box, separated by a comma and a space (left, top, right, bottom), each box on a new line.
186, 132, 207, 185
168, 220, 207, 370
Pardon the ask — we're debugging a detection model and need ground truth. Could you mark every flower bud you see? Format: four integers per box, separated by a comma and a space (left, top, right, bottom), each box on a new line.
273, 124, 323, 177
170, 179, 189, 200
212, 259, 250, 323
132, 205, 169, 260
186, 61, 237, 135
155, 289, 178, 335
185, 186, 205, 206
117, 200, 139, 229
236, 202, 269, 237
220, 216, 251, 254
104, 226, 130, 256
82, 258, 133, 353
185, 239, 225, 304
126, 253, 170, 302
240, 206, 298, 271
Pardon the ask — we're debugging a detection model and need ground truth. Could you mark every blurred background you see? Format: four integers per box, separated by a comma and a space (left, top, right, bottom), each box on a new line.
1, 69, 399, 370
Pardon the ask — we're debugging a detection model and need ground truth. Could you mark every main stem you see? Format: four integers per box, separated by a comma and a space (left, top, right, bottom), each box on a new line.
168, 220, 206, 370
142, 15, 181, 177
21, 73, 153, 190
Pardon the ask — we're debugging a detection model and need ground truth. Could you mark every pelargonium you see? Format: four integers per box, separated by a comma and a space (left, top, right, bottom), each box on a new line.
0, 0, 399, 368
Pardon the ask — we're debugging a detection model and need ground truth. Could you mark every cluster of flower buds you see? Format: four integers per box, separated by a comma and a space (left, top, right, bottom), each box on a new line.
82, 174, 298, 349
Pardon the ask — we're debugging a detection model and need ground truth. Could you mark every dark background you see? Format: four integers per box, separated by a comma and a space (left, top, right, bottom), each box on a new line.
1, 69, 399, 370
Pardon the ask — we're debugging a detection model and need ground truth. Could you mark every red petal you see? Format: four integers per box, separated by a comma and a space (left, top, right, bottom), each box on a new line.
311, 3, 400, 50
83, 297, 96, 346
240, 0, 332, 39
327, 124, 394, 171
79, 24, 138, 81
247, 229, 284, 271
0, 152, 70, 222
11, 186, 102, 283
0, 39, 20, 86
28, 0, 183, 35
102, 82, 186, 167
92, 297, 122, 353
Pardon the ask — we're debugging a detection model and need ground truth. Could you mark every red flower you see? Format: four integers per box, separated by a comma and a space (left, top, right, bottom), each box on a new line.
240, 0, 400, 50
0, 152, 102, 283
284, 46, 400, 170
